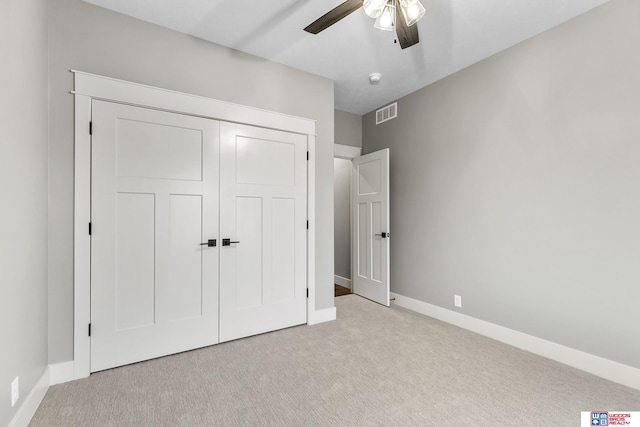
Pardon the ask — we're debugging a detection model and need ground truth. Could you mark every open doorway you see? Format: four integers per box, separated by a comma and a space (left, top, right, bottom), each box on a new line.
334, 157, 352, 297
333, 144, 361, 298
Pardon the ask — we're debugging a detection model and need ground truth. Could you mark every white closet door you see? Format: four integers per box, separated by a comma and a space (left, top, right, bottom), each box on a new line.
91, 100, 219, 372
352, 149, 390, 306
219, 122, 307, 342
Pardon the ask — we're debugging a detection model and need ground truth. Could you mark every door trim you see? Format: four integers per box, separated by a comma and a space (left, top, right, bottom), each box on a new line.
334, 143, 361, 159
72, 70, 316, 380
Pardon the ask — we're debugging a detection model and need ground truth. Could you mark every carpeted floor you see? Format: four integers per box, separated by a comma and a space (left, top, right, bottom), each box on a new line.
31, 295, 640, 426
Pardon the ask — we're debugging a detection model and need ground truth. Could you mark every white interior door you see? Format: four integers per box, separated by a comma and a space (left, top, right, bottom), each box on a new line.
91, 100, 219, 372
219, 122, 307, 342
352, 149, 390, 306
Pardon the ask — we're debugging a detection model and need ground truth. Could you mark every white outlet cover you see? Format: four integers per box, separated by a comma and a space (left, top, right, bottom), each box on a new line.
11, 376, 19, 407
454, 295, 462, 308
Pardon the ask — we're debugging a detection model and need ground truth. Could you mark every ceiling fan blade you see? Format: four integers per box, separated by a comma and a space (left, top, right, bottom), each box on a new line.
395, 6, 419, 49
304, 0, 363, 34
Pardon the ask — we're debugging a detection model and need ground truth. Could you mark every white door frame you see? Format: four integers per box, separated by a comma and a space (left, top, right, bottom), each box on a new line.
72, 70, 317, 380
334, 143, 362, 160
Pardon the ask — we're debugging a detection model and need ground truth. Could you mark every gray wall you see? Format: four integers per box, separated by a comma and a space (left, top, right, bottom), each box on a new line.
335, 110, 362, 148
362, 0, 640, 369
48, 0, 335, 364
334, 159, 352, 280
0, 0, 49, 425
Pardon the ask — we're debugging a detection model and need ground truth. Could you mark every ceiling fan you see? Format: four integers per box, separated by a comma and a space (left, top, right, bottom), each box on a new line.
304, 0, 426, 49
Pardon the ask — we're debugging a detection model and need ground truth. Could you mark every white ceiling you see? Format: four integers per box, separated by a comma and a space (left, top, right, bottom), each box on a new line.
82, 0, 609, 115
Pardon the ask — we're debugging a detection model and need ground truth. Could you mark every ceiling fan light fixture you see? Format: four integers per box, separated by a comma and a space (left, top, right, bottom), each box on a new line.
304, 0, 420, 50
374, 2, 396, 31
363, 0, 387, 18
399, 0, 426, 26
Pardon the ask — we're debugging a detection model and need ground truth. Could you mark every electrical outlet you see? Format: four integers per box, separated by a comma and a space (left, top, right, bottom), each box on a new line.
11, 376, 19, 407
454, 294, 462, 308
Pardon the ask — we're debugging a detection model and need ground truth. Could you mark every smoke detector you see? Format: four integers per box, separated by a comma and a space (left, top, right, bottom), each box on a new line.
369, 73, 382, 85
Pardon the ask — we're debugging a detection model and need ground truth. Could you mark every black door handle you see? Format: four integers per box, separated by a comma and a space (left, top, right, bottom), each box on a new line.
200, 239, 217, 247
374, 232, 389, 238
222, 238, 240, 246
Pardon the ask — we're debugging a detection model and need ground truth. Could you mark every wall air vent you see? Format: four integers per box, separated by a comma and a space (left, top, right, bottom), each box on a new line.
376, 102, 397, 125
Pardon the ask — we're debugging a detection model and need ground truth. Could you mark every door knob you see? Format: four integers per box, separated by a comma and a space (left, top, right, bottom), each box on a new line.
222, 238, 240, 246
200, 239, 217, 247
374, 232, 389, 238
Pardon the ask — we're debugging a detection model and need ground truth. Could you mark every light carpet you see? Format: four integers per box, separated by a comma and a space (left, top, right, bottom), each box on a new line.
31, 295, 640, 426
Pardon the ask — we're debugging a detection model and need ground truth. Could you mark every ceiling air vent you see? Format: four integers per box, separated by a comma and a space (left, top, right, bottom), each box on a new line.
376, 102, 397, 125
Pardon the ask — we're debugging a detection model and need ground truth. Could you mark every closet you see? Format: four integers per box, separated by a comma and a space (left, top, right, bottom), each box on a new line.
74, 75, 313, 373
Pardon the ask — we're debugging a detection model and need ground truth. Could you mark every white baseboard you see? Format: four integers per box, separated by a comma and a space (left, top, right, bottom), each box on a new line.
49, 361, 75, 386
9, 366, 49, 427
334, 275, 351, 289
391, 292, 640, 391
308, 307, 337, 325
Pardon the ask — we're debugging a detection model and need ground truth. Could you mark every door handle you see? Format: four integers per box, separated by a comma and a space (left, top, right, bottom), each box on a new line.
222, 238, 240, 246
374, 232, 389, 238
200, 239, 217, 247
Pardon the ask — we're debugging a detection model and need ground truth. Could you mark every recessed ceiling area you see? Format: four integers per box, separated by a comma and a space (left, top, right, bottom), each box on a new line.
82, 0, 610, 115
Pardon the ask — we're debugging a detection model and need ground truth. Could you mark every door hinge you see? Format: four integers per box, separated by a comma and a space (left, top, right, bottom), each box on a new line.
88, 323, 91, 337
88, 222, 92, 235
89, 121, 92, 135
306, 288, 309, 298
307, 151, 309, 161
306, 220, 309, 230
